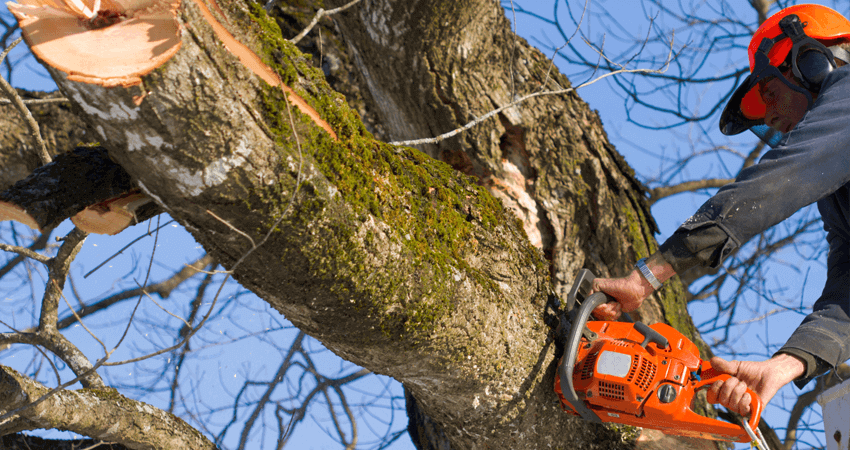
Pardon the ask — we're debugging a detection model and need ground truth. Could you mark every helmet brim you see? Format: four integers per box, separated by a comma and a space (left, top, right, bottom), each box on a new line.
719, 74, 765, 135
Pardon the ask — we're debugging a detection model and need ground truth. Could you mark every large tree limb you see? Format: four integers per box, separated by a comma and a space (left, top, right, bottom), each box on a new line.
0, 366, 216, 449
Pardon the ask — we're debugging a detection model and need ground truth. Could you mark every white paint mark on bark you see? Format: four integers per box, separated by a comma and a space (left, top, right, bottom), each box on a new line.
68, 89, 139, 121
125, 130, 145, 152
145, 142, 252, 197
204, 140, 252, 187
158, 155, 205, 196
104, 421, 120, 437
126, 130, 171, 152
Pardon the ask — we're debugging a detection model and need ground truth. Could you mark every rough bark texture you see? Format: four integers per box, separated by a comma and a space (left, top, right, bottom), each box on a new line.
1, 434, 130, 449
0, 90, 93, 191
0, 0, 728, 448
321, 0, 720, 448
0, 366, 216, 449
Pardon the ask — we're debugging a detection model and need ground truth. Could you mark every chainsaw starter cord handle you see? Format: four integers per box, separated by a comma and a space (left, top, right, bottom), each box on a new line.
558, 291, 610, 423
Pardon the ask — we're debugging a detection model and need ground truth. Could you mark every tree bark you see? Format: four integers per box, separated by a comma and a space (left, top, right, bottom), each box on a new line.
0, 90, 93, 190
0, 366, 216, 449
3, 0, 724, 448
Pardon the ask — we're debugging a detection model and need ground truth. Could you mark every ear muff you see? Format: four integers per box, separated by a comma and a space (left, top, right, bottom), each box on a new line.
796, 48, 834, 87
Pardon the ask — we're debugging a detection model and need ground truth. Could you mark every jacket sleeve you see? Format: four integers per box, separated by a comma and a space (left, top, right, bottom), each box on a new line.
776, 191, 850, 389
659, 67, 850, 273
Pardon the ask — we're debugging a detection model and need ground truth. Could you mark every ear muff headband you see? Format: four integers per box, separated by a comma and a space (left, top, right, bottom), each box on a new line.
779, 14, 837, 92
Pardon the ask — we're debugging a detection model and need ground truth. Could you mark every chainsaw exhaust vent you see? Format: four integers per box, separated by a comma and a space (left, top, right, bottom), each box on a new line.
598, 381, 626, 400
581, 353, 598, 380
626, 357, 657, 392
635, 359, 657, 391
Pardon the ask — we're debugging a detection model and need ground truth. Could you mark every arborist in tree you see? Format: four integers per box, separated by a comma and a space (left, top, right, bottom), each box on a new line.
591, 4, 850, 417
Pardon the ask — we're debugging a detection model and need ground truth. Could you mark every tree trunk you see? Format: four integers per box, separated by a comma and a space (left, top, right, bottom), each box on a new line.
4, 0, 723, 448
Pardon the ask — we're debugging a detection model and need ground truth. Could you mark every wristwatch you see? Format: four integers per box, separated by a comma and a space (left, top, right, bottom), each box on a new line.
636, 258, 663, 290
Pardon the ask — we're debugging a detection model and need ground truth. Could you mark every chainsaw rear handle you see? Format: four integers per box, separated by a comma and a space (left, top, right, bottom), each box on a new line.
694, 368, 764, 435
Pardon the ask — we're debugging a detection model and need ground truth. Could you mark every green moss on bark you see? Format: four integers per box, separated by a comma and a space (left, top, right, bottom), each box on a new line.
237, 2, 535, 338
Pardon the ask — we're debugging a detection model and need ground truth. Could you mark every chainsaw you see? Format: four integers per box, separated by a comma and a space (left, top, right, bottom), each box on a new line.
552, 269, 763, 442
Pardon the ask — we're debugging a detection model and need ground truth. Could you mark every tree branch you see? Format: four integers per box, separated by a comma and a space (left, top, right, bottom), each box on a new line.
648, 178, 733, 204
0, 366, 217, 449
0, 37, 50, 165
57, 254, 215, 330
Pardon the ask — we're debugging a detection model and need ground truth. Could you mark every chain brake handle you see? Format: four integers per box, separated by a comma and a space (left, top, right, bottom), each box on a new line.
559, 269, 618, 422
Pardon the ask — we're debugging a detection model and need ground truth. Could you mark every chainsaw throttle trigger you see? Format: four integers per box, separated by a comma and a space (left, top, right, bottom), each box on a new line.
634, 321, 669, 350
690, 372, 764, 440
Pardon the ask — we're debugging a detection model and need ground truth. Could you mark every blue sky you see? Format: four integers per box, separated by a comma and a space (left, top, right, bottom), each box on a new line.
1, 0, 842, 448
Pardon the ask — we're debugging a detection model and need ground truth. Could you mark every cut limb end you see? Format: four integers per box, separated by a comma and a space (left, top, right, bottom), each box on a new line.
71, 191, 152, 235
0, 201, 40, 231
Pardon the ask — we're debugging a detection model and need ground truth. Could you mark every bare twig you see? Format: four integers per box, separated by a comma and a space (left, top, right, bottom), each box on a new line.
0, 229, 54, 279
389, 42, 674, 147
289, 0, 363, 45
84, 219, 175, 278
648, 178, 733, 204
60, 254, 214, 329
0, 98, 70, 105
0, 242, 51, 264
0, 37, 51, 165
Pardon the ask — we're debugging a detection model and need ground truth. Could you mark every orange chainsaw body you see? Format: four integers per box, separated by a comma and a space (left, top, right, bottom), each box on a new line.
554, 320, 762, 442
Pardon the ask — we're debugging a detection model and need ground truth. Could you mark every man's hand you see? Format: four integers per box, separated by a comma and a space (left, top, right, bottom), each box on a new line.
706, 354, 807, 416
590, 253, 677, 320
591, 270, 651, 319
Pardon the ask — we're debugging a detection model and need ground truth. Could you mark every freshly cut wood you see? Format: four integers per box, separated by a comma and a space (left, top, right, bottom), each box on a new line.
6, 0, 182, 87
71, 190, 153, 235
0, 200, 39, 229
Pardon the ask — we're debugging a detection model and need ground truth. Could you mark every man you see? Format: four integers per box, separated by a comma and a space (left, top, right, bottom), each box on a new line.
591, 4, 850, 418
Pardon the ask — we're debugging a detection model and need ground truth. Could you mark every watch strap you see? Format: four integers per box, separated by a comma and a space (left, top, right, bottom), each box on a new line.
636, 258, 662, 290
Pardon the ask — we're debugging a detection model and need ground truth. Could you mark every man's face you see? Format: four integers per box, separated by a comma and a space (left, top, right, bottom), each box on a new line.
758, 71, 812, 133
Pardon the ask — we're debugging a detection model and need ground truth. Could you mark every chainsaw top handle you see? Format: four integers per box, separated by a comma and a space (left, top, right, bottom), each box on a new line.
558, 285, 610, 423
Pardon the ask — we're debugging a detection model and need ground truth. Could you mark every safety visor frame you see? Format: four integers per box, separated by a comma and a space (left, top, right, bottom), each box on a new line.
719, 47, 814, 136
719, 14, 829, 138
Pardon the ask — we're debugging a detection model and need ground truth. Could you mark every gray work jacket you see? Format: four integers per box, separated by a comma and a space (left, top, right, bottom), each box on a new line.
659, 65, 850, 388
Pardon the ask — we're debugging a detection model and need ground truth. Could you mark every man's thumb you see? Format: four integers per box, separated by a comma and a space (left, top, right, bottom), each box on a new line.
710, 356, 739, 375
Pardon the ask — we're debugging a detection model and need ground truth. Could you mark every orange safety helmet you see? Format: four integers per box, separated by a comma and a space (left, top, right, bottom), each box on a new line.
720, 4, 850, 138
